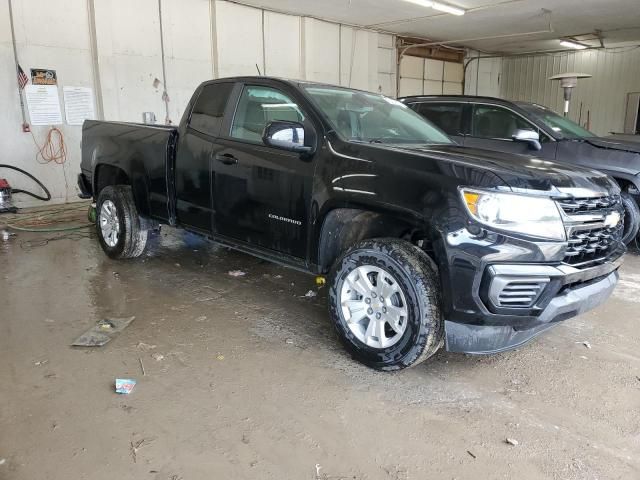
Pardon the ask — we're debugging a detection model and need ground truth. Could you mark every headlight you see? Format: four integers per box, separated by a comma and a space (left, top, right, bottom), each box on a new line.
460, 188, 565, 241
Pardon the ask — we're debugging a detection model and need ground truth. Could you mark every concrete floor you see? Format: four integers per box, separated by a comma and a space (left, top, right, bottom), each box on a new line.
1, 216, 639, 480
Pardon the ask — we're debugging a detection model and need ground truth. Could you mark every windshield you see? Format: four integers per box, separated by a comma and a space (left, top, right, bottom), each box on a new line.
520, 103, 595, 139
303, 85, 452, 145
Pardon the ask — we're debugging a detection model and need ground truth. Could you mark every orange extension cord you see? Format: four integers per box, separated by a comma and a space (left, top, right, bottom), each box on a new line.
30, 127, 67, 165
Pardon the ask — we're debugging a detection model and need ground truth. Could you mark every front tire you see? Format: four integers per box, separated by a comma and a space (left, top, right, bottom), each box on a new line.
328, 238, 443, 371
620, 192, 640, 246
96, 185, 148, 259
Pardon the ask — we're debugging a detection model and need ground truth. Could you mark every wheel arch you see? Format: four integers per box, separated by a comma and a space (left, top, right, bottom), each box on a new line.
93, 162, 151, 217
316, 206, 435, 274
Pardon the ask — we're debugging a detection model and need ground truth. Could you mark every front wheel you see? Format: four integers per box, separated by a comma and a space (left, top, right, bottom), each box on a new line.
328, 238, 443, 371
620, 192, 640, 246
96, 185, 148, 259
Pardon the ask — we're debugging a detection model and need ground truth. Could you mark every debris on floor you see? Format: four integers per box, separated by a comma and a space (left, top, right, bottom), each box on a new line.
72, 316, 135, 347
302, 290, 317, 298
34, 359, 49, 366
505, 438, 519, 446
228, 270, 246, 277
576, 341, 592, 349
129, 437, 152, 463
467, 450, 477, 459
151, 353, 164, 362
115, 378, 137, 394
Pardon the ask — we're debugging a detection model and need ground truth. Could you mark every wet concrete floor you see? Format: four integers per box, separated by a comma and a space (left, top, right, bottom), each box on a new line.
1, 220, 639, 480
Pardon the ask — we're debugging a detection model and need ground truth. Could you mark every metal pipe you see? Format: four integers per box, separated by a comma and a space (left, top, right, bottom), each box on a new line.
7, 0, 28, 129
158, 0, 171, 124
87, 0, 104, 120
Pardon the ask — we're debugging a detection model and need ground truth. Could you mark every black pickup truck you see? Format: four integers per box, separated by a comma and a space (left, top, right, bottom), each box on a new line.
400, 95, 640, 245
79, 77, 624, 370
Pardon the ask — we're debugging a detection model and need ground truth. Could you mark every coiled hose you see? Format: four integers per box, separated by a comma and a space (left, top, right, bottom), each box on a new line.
0, 164, 51, 201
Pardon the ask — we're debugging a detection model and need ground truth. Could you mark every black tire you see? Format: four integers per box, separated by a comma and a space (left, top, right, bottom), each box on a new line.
620, 192, 640, 246
96, 185, 148, 259
328, 238, 443, 371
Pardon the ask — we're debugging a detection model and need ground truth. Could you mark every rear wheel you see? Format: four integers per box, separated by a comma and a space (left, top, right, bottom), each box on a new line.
620, 192, 640, 245
96, 185, 148, 259
328, 238, 443, 371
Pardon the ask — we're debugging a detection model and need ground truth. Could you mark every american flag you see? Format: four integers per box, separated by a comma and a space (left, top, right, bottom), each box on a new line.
17, 64, 28, 90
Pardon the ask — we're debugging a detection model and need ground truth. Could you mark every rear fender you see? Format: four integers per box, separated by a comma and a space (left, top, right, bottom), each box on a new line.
93, 160, 151, 217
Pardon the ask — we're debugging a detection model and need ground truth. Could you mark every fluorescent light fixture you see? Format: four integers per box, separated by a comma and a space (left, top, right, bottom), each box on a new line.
432, 1, 466, 15
559, 40, 588, 50
402, 0, 466, 15
403, 0, 434, 7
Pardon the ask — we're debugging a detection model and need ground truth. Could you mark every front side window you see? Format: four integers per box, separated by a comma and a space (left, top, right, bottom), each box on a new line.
414, 103, 464, 136
189, 82, 234, 136
303, 86, 452, 145
520, 103, 595, 139
471, 105, 535, 140
231, 86, 305, 143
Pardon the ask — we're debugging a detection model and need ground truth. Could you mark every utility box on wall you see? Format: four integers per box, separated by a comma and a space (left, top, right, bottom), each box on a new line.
624, 92, 640, 134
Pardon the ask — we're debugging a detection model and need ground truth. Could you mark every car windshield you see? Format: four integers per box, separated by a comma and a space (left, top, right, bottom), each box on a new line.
303, 85, 452, 145
520, 103, 596, 139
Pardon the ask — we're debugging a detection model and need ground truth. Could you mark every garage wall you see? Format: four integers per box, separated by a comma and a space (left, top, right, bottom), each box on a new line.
0, 0, 93, 206
500, 49, 640, 136
464, 51, 502, 97
398, 55, 463, 97
1, 0, 396, 207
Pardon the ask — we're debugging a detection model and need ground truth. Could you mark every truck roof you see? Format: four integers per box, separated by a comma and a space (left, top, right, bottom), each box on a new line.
399, 94, 536, 108
201, 76, 384, 95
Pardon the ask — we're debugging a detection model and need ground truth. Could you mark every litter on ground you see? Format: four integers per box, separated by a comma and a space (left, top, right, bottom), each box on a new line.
115, 378, 137, 394
72, 316, 135, 347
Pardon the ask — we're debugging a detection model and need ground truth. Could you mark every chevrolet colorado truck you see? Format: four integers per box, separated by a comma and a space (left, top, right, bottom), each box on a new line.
400, 95, 640, 245
79, 77, 624, 370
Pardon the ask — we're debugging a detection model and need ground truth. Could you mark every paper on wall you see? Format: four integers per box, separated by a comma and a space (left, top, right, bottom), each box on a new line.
25, 85, 63, 126
63, 86, 96, 125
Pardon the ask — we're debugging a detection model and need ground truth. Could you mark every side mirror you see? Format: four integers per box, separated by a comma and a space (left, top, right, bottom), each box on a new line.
512, 129, 542, 151
263, 121, 313, 154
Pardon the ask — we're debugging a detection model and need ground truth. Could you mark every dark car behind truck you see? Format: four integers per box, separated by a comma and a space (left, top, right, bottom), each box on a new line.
79, 77, 624, 370
400, 95, 640, 245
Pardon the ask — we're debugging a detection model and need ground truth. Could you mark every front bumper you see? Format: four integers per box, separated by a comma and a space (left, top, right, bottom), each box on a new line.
445, 268, 618, 354
437, 225, 624, 354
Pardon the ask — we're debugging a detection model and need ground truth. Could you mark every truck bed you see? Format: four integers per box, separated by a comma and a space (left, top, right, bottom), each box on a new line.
81, 120, 178, 222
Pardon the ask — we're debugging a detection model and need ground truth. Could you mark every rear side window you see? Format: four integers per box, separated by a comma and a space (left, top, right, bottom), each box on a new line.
189, 83, 234, 136
231, 85, 305, 143
414, 103, 464, 136
471, 105, 533, 139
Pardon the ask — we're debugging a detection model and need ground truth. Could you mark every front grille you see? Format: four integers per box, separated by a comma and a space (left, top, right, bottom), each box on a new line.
557, 195, 620, 213
557, 195, 623, 267
494, 279, 548, 308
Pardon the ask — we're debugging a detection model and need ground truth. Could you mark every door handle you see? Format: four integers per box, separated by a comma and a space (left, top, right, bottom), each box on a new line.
215, 153, 238, 165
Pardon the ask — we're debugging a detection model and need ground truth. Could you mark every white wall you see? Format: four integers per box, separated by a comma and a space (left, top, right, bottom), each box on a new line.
1, 0, 93, 206
500, 49, 640, 136
398, 55, 463, 97
464, 50, 502, 97
1, 0, 396, 207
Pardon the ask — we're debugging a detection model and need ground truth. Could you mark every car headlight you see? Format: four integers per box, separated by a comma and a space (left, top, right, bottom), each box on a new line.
460, 188, 565, 241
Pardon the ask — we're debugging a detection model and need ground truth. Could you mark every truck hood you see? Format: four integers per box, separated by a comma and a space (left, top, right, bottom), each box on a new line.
382, 143, 619, 196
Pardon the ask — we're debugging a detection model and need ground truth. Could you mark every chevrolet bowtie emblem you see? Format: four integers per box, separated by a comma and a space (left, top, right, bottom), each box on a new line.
604, 211, 621, 228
